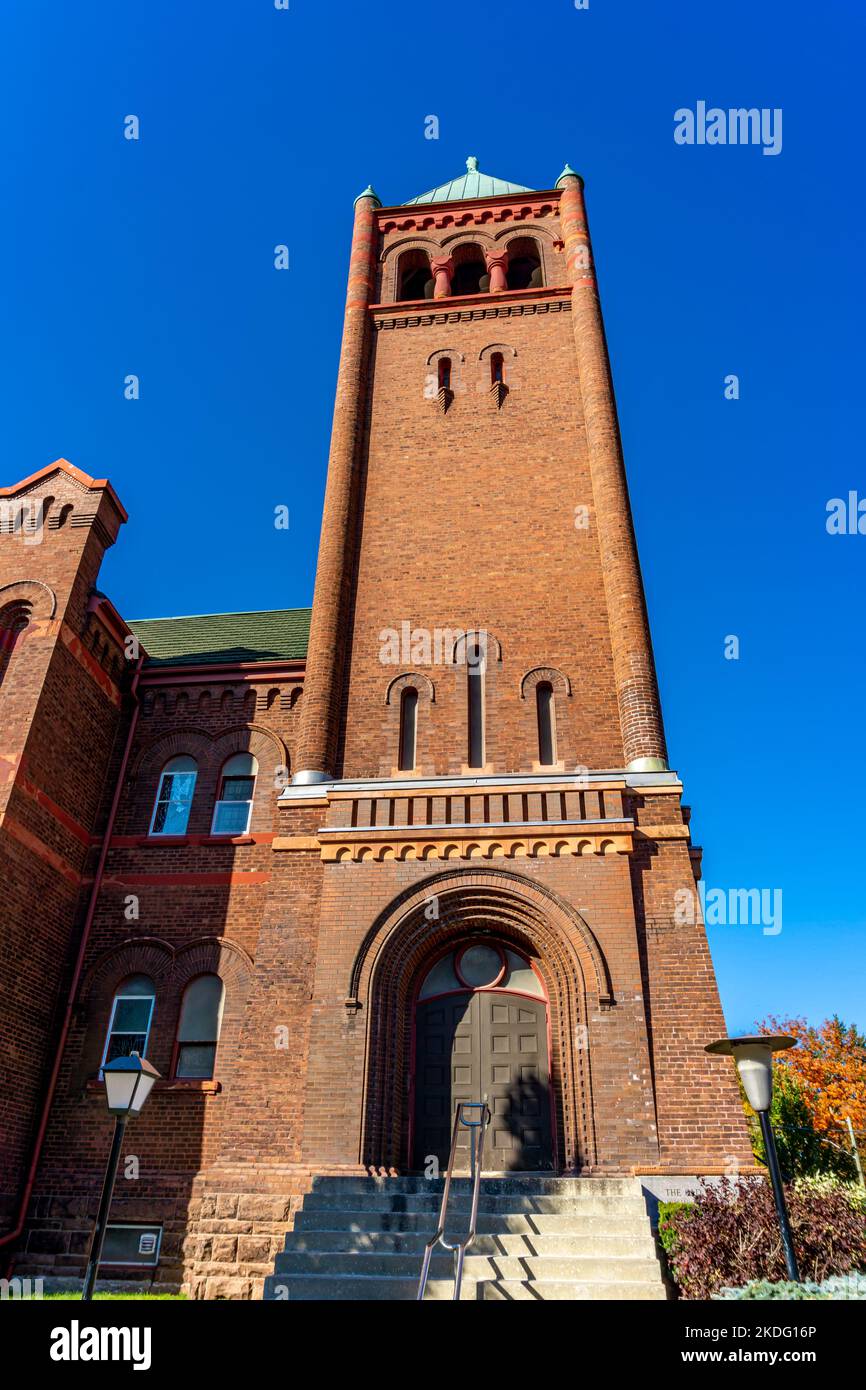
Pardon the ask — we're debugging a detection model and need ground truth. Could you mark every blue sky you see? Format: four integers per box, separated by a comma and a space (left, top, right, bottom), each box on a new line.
1, 1, 863, 1033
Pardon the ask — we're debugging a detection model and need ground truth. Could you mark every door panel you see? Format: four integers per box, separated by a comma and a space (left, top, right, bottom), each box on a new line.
413, 990, 552, 1172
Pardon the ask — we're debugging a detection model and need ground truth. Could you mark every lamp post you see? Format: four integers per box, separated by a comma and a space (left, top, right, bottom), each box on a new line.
705, 1034, 799, 1282
82, 1052, 160, 1301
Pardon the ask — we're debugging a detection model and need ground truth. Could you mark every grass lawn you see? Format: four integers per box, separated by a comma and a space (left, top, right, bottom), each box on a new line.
40, 1292, 186, 1301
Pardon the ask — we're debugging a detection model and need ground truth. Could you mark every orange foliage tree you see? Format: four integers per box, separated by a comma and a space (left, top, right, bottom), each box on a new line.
759, 1015, 866, 1140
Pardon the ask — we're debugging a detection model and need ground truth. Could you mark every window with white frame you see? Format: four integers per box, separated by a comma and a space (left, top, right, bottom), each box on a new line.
150, 755, 197, 836
174, 974, 225, 1079
211, 753, 257, 835
101, 975, 156, 1071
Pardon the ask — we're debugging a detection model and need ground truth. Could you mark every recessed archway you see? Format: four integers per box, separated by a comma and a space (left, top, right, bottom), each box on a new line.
350, 868, 612, 1173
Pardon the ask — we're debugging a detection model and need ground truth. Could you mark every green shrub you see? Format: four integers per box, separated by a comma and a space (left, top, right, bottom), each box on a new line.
657, 1200, 693, 1255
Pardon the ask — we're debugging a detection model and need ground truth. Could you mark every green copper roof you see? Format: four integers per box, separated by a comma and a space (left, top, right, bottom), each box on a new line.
404, 156, 534, 206
128, 607, 311, 668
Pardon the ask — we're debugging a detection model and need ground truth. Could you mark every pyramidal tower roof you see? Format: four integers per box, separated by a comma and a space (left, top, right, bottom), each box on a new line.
403, 155, 534, 206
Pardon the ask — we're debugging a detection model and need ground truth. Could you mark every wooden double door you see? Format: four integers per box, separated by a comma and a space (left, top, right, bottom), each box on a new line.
412, 990, 553, 1172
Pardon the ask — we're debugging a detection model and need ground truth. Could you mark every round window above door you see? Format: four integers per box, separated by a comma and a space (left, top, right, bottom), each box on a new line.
455, 942, 504, 989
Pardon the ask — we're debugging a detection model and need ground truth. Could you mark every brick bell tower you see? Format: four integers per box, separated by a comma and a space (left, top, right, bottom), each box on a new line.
281, 156, 751, 1185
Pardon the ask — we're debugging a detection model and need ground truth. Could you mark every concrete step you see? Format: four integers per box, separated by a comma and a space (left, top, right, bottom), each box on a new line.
263, 1274, 667, 1302
307, 1176, 641, 1197
282, 1230, 658, 1258
294, 1209, 650, 1237
301, 1192, 649, 1216
272, 1250, 663, 1281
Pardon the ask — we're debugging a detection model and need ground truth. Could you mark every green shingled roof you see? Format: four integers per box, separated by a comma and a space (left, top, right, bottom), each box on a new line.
128, 608, 310, 668
404, 155, 533, 206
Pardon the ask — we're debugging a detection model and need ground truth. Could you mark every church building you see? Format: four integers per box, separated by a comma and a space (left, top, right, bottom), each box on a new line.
0, 158, 752, 1299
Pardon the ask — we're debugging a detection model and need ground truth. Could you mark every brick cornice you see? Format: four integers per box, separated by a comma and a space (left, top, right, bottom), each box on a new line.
371, 285, 572, 331
377, 188, 562, 234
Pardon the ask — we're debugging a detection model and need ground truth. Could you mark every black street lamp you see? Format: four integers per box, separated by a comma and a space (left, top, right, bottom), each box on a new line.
706, 1034, 800, 1282
82, 1052, 160, 1301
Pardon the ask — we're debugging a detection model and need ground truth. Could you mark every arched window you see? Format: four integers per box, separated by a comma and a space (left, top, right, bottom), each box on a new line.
506, 238, 543, 290
397, 250, 434, 302
467, 641, 485, 769
437, 357, 452, 391
536, 681, 556, 765
101, 975, 156, 1070
490, 352, 504, 386
150, 755, 197, 836
451, 244, 488, 297
174, 974, 224, 1079
398, 687, 418, 772
0, 602, 31, 689
212, 752, 257, 835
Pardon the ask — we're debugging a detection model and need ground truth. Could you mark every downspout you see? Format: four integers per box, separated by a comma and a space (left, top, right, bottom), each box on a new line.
0, 652, 144, 1272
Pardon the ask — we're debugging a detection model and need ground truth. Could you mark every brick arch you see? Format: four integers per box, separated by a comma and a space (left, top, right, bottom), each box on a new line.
384, 671, 435, 705
520, 666, 573, 699
211, 722, 288, 773
492, 224, 560, 245
450, 629, 503, 666
0, 578, 57, 619
439, 230, 497, 251
129, 728, 213, 780
352, 869, 612, 1171
79, 936, 175, 1007
173, 936, 254, 988
380, 236, 440, 300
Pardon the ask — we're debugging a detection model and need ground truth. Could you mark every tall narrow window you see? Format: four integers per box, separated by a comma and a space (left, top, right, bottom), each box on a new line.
212, 753, 257, 835
467, 642, 485, 769
536, 681, 556, 765
0, 603, 30, 689
175, 974, 224, 1079
101, 975, 156, 1071
150, 756, 197, 836
438, 357, 452, 391
490, 352, 504, 385
398, 687, 418, 771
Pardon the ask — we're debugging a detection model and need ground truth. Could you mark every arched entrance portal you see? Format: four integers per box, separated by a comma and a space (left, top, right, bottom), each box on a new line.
411, 939, 554, 1172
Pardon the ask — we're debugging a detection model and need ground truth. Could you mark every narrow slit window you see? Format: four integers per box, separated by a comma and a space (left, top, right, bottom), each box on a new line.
438, 358, 452, 391
536, 682, 556, 765
490, 352, 504, 385
398, 687, 418, 771
467, 642, 485, 769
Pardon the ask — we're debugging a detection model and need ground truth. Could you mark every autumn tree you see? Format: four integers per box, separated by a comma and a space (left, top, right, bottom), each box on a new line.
755, 1015, 866, 1177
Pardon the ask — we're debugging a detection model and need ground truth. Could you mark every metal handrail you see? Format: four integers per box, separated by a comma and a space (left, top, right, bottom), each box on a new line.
417, 1099, 491, 1302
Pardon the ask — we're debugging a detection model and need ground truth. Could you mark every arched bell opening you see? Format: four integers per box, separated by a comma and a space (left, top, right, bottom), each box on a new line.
397, 248, 434, 302
451, 243, 488, 296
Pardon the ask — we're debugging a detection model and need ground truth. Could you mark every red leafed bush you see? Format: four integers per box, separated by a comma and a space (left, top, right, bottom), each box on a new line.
663, 1176, 866, 1300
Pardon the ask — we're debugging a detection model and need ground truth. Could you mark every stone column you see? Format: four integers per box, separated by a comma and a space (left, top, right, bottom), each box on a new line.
430, 254, 454, 299
485, 249, 509, 293
292, 186, 381, 784
557, 168, 668, 771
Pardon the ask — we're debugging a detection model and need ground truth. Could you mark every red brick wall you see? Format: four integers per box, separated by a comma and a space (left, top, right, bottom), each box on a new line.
0, 466, 127, 1227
